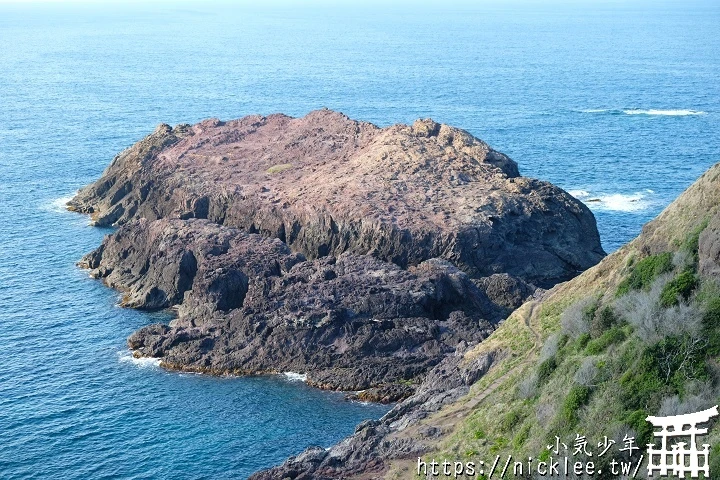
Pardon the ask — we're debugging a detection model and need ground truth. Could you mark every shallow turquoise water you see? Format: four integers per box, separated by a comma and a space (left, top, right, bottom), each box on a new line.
0, 2, 719, 478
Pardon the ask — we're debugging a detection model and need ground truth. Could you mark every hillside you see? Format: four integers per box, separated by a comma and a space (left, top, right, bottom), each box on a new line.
381, 163, 720, 478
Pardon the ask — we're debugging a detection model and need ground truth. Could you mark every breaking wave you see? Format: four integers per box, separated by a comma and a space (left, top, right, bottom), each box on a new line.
623, 109, 706, 116
568, 189, 655, 213
577, 108, 706, 116
282, 372, 308, 382
40, 194, 75, 213
118, 351, 162, 369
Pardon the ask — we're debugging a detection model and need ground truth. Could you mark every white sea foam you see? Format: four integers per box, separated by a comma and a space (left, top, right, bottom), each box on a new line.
568, 189, 590, 199
599, 193, 647, 212
623, 109, 706, 116
40, 194, 75, 213
577, 108, 706, 116
282, 372, 308, 382
569, 189, 653, 213
118, 351, 161, 368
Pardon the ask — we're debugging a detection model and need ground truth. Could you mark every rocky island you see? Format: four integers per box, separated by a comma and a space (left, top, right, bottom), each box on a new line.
70, 110, 605, 471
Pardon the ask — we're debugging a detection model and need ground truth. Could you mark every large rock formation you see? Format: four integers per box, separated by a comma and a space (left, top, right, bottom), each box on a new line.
81, 217, 499, 397
71, 110, 606, 474
70, 109, 604, 288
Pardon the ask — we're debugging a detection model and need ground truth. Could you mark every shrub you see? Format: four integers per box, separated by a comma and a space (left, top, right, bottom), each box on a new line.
647, 335, 708, 388
561, 385, 592, 425
500, 410, 523, 432
659, 270, 698, 307
616, 252, 673, 296
681, 218, 709, 261
620, 333, 708, 412
585, 326, 627, 355
536, 401, 556, 426
537, 357, 558, 383
673, 249, 693, 270
517, 372, 539, 400
590, 305, 620, 338
574, 357, 598, 386
623, 410, 654, 447
540, 333, 561, 361
619, 355, 666, 412
659, 381, 718, 416
575, 333, 591, 350
561, 297, 596, 338
616, 276, 702, 343
711, 444, 720, 480
703, 296, 720, 355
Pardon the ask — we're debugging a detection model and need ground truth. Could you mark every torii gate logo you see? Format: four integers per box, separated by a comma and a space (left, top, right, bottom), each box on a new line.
646, 405, 718, 478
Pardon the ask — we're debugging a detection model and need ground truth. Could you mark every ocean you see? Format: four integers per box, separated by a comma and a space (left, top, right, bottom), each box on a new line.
0, 1, 718, 478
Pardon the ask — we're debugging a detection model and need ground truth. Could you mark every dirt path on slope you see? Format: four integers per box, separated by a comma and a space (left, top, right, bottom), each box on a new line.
378, 300, 543, 479
462, 300, 541, 410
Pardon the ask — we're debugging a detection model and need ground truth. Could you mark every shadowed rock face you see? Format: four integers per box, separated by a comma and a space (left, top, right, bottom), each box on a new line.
82, 218, 498, 397
70, 109, 604, 288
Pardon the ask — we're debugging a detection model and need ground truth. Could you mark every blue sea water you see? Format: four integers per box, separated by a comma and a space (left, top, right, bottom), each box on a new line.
0, 1, 719, 478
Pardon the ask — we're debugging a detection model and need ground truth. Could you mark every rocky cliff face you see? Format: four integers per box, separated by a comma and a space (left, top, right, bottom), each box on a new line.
70, 109, 604, 288
81, 217, 501, 398
71, 110, 606, 475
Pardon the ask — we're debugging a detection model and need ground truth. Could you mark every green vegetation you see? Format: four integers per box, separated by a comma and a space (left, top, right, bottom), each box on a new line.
499, 409, 524, 432
561, 385, 592, 426
590, 306, 620, 338
681, 217, 710, 260
512, 423, 531, 449
704, 296, 720, 355
585, 325, 626, 355
711, 444, 720, 478
537, 356, 557, 382
616, 252, 673, 296
623, 409, 654, 446
660, 270, 698, 307
575, 332, 591, 350
424, 218, 720, 479
266, 163, 293, 174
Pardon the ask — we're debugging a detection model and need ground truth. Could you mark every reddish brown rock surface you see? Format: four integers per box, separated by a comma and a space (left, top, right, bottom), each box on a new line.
70, 109, 604, 288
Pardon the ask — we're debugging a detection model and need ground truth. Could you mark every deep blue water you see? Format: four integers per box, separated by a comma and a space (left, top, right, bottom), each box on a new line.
1, 2, 719, 479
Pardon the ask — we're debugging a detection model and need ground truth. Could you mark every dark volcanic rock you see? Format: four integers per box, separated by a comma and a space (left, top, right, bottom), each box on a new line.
84, 218, 499, 392
70, 109, 604, 288
473, 273, 538, 317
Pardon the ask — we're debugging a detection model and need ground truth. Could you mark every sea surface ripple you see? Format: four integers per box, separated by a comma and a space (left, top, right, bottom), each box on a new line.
0, 2, 718, 478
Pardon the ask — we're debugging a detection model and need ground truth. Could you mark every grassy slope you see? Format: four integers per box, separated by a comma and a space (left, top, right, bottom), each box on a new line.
384, 164, 720, 479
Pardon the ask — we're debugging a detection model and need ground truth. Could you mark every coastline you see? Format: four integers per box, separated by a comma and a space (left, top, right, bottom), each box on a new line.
68, 109, 607, 477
